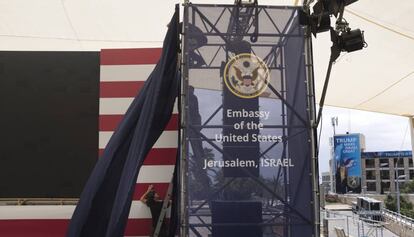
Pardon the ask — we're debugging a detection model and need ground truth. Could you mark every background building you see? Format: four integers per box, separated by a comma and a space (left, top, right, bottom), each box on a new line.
329, 132, 414, 195
321, 171, 331, 193
361, 151, 413, 194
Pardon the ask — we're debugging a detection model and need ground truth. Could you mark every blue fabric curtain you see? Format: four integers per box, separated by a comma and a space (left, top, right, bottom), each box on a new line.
67, 7, 180, 237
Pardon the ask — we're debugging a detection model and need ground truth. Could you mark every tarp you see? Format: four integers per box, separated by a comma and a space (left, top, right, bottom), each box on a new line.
312, 0, 414, 117
66, 9, 179, 237
1, 0, 412, 117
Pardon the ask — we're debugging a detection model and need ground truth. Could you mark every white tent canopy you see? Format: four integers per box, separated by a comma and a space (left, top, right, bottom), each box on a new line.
1, 0, 414, 117
312, 0, 414, 117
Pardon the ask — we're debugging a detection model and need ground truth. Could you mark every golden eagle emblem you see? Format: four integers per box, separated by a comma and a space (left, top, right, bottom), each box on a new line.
224, 53, 270, 99
232, 66, 260, 87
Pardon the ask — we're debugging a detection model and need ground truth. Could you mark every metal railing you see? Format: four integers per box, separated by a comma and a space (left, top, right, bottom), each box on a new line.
382, 208, 414, 229
321, 210, 387, 237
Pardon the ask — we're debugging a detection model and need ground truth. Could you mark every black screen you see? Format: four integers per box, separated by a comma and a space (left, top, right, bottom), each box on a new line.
0, 51, 99, 198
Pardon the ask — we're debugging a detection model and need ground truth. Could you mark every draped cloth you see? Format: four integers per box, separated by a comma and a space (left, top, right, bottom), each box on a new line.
67, 7, 180, 237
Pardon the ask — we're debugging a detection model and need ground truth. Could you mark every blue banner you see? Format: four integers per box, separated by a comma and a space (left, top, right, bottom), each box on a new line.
362, 151, 412, 158
334, 134, 362, 194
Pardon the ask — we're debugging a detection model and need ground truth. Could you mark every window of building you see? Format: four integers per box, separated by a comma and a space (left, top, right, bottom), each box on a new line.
394, 158, 405, 167
410, 170, 414, 179
365, 159, 375, 168
380, 159, 389, 166
381, 182, 390, 193
397, 170, 405, 178
366, 170, 376, 180
367, 182, 376, 192
380, 170, 390, 180
409, 159, 413, 168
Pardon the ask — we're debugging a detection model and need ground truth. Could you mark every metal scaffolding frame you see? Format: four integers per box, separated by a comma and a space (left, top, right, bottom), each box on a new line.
180, 3, 319, 237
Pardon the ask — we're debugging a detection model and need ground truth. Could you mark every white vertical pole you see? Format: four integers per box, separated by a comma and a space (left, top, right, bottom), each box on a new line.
410, 117, 414, 162
330, 137, 335, 193
396, 174, 401, 215
346, 216, 349, 236
357, 222, 360, 237
330, 117, 338, 193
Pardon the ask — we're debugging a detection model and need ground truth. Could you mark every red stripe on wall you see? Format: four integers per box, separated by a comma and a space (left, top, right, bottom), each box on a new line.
99, 114, 179, 131
99, 115, 123, 132
101, 48, 162, 65
165, 114, 179, 131
100, 81, 145, 98
99, 149, 104, 157
125, 218, 170, 236
133, 183, 170, 201
0, 219, 69, 237
99, 148, 177, 165
143, 148, 177, 165
0, 219, 158, 237
125, 218, 152, 236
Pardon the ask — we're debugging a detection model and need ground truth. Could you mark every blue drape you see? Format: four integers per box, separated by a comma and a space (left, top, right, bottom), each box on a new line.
67, 7, 180, 237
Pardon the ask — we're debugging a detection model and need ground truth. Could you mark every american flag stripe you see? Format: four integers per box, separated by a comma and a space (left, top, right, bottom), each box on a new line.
99, 98, 135, 114
98, 148, 177, 165
136, 165, 175, 183
100, 81, 145, 98
0, 48, 176, 237
99, 98, 179, 115
99, 48, 177, 236
140, 148, 178, 165
99, 131, 178, 149
100, 65, 155, 82
0, 202, 170, 220
100, 48, 162, 65
0, 203, 171, 236
99, 114, 179, 131
0, 206, 75, 220
98, 47, 177, 187
0, 220, 70, 237
0, 220, 157, 237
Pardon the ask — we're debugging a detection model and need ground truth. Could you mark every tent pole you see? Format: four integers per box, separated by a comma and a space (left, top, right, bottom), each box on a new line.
305, 27, 320, 237
180, 2, 190, 237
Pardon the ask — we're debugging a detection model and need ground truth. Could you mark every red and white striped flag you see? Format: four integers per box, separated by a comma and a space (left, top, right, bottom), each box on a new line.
99, 48, 178, 237
0, 48, 178, 237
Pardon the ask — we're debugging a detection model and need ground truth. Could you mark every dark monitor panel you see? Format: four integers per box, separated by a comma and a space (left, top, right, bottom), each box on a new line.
0, 51, 100, 198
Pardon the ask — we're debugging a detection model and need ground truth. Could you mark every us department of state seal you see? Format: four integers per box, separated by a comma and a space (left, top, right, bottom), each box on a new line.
223, 53, 270, 99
